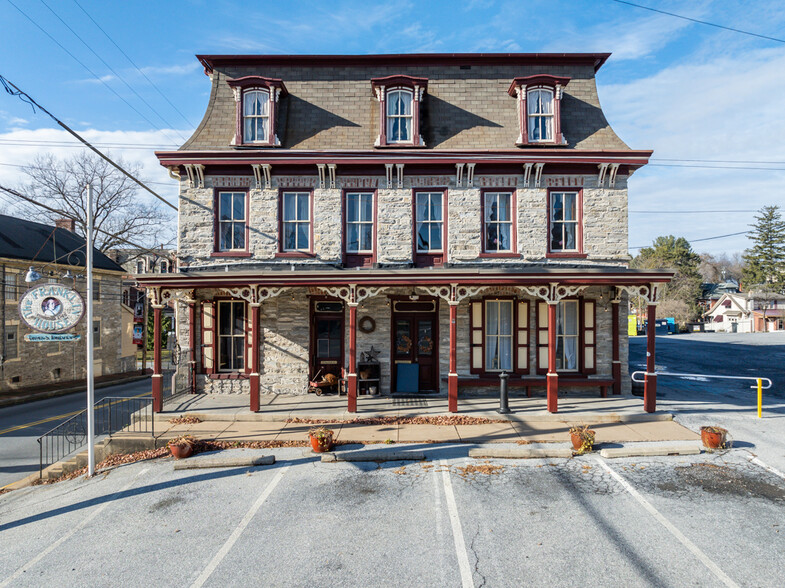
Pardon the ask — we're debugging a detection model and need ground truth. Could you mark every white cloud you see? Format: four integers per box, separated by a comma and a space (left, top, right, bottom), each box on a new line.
600, 47, 785, 255
139, 62, 201, 76
72, 74, 116, 85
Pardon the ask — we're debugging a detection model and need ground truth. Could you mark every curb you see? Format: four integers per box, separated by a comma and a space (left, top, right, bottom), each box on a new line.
600, 444, 701, 458
173, 455, 275, 470
321, 449, 426, 462
469, 446, 573, 459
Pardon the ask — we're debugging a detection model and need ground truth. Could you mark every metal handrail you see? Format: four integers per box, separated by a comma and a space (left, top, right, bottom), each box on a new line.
631, 370, 773, 418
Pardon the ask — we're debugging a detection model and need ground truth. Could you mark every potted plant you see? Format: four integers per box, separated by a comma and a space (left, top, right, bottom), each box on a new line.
700, 426, 728, 450
309, 427, 335, 453
569, 425, 596, 454
167, 435, 196, 459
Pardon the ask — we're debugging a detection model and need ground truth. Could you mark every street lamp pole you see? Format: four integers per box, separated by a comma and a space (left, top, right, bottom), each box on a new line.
86, 184, 95, 477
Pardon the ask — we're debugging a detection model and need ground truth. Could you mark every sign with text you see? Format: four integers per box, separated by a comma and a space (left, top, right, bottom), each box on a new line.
132, 324, 144, 345
18, 284, 85, 333
25, 333, 81, 342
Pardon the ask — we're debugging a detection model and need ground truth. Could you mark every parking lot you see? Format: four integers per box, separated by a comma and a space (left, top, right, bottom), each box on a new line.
2, 444, 784, 588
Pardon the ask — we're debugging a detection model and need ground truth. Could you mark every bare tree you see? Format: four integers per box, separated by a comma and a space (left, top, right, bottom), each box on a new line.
12, 152, 173, 252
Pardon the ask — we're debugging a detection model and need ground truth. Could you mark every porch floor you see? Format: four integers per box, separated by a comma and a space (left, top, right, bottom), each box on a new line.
159, 392, 672, 424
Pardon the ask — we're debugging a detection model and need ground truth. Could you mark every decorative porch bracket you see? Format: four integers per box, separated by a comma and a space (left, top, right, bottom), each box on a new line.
615, 283, 661, 413
220, 285, 289, 305
518, 283, 587, 413
418, 284, 487, 413
317, 284, 387, 413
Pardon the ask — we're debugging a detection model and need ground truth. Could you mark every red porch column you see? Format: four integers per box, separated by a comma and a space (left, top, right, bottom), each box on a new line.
547, 302, 558, 413
611, 298, 621, 395
152, 305, 163, 413
249, 303, 261, 412
644, 303, 657, 412
347, 302, 358, 412
188, 302, 197, 395
448, 302, 458, 413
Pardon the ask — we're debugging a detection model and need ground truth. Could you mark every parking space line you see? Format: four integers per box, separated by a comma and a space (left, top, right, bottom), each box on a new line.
747, 455, 785, 481
440, 460, 474, 588
595, 457, 739, 588
0, 467, 150, 588
190, 466, 289, 588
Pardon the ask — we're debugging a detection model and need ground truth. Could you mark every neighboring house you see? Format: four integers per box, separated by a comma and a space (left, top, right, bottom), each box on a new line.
704, 292, 785, 332
698, 280, 740, 313
0, 215, 136, 393
109, 247, 177, 276
137, 52, 671, 415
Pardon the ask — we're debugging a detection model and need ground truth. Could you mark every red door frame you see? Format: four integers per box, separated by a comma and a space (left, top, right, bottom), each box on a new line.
390, 296, 440, 392
309, 297, 345, 381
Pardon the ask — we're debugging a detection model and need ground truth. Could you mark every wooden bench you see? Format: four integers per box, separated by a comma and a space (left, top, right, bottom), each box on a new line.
452, 376, 616, 398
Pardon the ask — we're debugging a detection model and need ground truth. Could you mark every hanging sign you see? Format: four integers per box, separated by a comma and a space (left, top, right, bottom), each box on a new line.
133, 300, 144, 323
18, 284, 85, 333
132, 324, 144, 345
25, 333, 81, 342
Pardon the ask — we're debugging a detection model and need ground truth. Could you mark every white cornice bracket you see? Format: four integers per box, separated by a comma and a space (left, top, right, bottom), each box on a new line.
597, 163, 609, 187
534, 163, 545, 188
385, 164, 394, 189
396, 163, 404, 189
608, 163, 620, 188
523, 162, 533, 188
455, 163, 464, 187
466, 163, 476, 187
316, 164, 326, 189
327, 164, 337, 189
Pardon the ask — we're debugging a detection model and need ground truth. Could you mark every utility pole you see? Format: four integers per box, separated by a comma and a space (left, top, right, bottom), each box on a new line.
86, 184, 95, 477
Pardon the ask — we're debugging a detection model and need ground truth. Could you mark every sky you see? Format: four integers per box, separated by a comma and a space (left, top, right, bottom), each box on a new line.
0, 0, 783, 256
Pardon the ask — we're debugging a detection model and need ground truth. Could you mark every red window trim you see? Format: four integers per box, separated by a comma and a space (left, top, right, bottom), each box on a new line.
412, 188, 448, 268
227, 76, 287, 147
278, 188, 315, 256
371, 75, 428, 148
473, 296, 530, 377
213, 297, 250, 375
213, 188, 250, 256
508, 74, 570, 147
480, 188, 518, 256
546, 187, 584, 258
341, 188, 378, 268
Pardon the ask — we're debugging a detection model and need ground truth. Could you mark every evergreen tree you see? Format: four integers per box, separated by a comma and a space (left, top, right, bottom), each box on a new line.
146, 304, 172, 351
742, 206, 785, 291
631, 235, 703, 322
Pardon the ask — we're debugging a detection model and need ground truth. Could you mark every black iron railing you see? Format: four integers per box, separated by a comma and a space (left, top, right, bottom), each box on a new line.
37, 395, 154, 477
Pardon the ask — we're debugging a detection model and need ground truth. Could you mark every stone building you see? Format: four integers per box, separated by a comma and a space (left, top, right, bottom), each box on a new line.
0, 215, 136, 393
137, 52, 671, 414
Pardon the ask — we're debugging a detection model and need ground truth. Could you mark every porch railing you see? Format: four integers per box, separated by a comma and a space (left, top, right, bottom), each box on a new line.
37, 395, 154, 477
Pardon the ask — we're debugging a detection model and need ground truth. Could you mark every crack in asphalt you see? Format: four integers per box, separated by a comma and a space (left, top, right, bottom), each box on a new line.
470, 524, 487, 588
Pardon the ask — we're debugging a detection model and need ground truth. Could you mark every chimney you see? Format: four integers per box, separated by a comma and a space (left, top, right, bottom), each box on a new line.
55, 218, 76, 232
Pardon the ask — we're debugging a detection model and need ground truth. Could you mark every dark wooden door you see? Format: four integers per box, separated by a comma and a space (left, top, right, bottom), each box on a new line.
393, 313, 438, 392
311, 315, 343, 380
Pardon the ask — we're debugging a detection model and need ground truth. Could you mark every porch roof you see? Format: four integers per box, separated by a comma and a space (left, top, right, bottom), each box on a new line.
134, 265, 673, 289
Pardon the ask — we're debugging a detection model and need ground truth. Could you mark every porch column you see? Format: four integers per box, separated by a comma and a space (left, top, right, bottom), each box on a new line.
249, 303, 261, 412
152, 304, 163, 413
547, 302, 558, 413
644, 303, 657, 413
611, 297, 621, 395
348, 302, 358, 413
448, 301, 458, 413
188, 302, 197, 395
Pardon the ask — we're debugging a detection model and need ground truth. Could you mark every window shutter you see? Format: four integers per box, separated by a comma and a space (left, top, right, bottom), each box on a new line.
515, 300, 529, 374
583, 299, 596, 374
245, 304, 252, 374
470, 301, 483, 374
536, 301, 548, 374
201, 301, 215, 374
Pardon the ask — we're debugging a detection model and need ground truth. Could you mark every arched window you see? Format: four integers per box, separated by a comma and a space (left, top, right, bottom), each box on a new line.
527, 88, 553, 142
136, 261, 144, 274
386, 89, 413, 143
160, 261, 168, 273
243, 89, 269, 143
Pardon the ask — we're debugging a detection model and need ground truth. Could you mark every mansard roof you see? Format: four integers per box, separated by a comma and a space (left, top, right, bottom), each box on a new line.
181, 52, 632, 153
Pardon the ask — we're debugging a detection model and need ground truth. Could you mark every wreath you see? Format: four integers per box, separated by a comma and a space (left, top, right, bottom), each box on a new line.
418, 336, 433, 355
396, 334, 412, 354
358, 316, 376, 334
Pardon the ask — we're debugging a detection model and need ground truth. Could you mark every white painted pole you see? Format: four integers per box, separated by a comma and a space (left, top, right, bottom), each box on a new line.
86, 184, 95, 477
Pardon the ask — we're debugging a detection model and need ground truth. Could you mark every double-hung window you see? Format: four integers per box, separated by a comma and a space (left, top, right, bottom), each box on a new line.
346, 192, 374, 254
282, 191, 311, 252
549, 191, 580, 253
243, 90, 269, 143
483, 192, 514, 253
556, 301, 579, 371
527, 88, 553, 142
4, 272, 17, 301
415, 192, 444, 253
218, 191, 247, 251
485, 300, 513, 372
218, 300, 245, 372
386, 89, 413, 143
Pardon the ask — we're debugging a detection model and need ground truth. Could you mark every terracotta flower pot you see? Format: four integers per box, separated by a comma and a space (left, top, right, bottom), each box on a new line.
310, 435, 333, 453
570, 430, 595, 452
700, 427, 727, 449
169, 443, 194, 459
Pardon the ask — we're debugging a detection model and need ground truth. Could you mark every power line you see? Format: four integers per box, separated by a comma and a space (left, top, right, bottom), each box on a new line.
5, 0, 182, 146
38, 0, 189, 143
630, 231, 749, 250
0, 162, 175, 187
71, 0, 196, 129
648, 163, 785, 171
610, 0, 785, 44
0, 74, 176, 210
630, 210, 758, 214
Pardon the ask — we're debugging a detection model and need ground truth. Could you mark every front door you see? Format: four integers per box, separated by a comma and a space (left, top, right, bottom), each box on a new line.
393, 312, 438, 393
311, 300, 344, 380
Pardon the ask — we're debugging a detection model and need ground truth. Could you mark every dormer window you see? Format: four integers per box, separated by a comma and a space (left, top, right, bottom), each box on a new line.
371, 75, 427, 147
227, 76, 287, 147
508, 74, 570, 146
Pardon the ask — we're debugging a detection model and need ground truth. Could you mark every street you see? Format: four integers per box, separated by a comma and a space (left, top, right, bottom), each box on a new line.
0, 378, 152, 489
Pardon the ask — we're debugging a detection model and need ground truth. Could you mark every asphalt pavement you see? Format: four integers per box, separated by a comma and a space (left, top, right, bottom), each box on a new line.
0, 378, 152, 488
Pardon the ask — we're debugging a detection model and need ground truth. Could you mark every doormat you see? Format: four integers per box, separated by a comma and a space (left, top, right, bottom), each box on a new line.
392, 398, 429, 407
